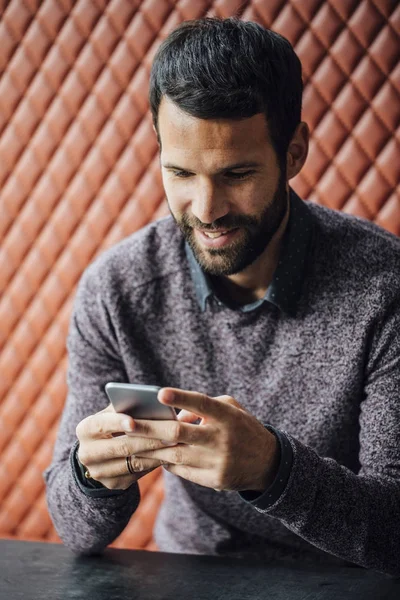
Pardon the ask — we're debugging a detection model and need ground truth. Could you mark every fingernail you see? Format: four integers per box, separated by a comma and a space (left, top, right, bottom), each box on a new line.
123, 418, 134, 431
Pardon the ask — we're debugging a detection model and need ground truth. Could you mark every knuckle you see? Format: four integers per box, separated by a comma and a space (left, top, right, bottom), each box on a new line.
184, 428, 194, 445
104, 445, 114, 460
171, 422, 182, 443
199, 394, 208, 414
94, 420, 106, 436
224, 395, 236, 406
118, 442, 131, 459
132, 457, 143, 472
173, 445, 183, 464
88, 466, 99, 480
182, 465, 191, 481
223, 394, 236, 403
214, 459, 228, 487
103, 442, 119, 460
75, 422, 82, 439
213, 474, 225, 491
220, 429, 231, 449
76, 418, 89, 440
220, 453, 230, 472
149, 437, 161, 450
105, 479, 121, 490
77, 449, 89, 466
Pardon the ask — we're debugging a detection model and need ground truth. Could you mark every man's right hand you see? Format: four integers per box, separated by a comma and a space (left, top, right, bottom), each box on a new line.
76, 404, 174, 490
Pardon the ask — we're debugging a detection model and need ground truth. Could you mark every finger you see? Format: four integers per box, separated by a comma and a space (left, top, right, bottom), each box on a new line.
137, 444, 212, 469
100, 468, 158, 491
99, 477, 133, 491
88, 456, 163, 481
79, 435, 170, 465
177, 409, 202, 424
76, 411, 135, 442
137, 444, 189, 465
127, 418, 212, 446
163, 464, 224, 491
162, 463, 218, 487
158, 388, 234, 421
220, 396, 244, 410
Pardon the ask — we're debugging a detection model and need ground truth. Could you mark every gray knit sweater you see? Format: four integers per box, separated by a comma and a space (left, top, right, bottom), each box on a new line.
44, 189, 400, 576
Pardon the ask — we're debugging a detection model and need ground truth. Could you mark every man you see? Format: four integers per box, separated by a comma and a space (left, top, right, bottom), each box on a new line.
44, 17, 400, 576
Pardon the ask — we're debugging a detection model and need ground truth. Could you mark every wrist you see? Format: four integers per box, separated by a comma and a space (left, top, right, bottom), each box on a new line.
254, 430, 281, 492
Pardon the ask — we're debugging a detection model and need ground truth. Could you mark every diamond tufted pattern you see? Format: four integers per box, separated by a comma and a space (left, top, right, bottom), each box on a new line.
0, 0, 399, 550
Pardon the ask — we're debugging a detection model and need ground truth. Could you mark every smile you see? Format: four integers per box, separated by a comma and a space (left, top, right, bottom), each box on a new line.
196, 228, 240, 248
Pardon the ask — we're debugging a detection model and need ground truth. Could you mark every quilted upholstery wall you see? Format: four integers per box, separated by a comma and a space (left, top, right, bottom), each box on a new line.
0, 0, 399, 550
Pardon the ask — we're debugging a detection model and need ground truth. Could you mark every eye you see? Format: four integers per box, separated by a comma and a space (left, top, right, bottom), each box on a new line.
225, 170, 255, 180
172, 170, 193, 178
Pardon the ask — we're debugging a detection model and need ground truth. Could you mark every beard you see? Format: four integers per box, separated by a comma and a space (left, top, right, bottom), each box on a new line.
168, 166, 288, 277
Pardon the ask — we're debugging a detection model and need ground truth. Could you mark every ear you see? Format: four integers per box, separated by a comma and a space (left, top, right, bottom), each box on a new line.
286, 121, 309, 180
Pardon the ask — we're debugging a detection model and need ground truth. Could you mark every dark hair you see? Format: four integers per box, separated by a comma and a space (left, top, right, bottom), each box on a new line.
149, 17, 303, 164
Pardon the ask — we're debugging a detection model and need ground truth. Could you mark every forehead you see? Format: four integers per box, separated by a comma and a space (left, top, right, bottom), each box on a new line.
157, 97, 272, 163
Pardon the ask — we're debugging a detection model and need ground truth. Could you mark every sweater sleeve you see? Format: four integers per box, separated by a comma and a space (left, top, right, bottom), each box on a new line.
239, 425, 293, 506
241, 295, 400, 577
43, 263, 140, 554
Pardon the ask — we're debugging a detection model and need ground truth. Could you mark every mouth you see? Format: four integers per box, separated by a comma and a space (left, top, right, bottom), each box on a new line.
196, 228, 240, 248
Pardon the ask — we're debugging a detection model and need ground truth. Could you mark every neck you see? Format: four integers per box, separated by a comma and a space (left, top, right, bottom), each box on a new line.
212, 201, 290, 305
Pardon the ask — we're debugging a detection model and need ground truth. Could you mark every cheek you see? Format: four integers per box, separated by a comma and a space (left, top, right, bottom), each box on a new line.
161, 174, 174, 199
233, 181, 265, 212
251, 173, 279, 206
163, 178, 189, 212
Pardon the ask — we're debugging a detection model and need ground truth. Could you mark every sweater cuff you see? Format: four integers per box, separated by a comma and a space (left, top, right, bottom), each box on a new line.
71, 440, 131, 498
238, 425, 293, 509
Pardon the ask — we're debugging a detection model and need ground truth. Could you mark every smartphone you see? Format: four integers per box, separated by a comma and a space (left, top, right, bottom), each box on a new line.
104, 382, 177, 421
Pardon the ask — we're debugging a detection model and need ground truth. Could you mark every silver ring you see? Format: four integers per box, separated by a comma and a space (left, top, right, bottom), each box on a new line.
126, 455, 135, 475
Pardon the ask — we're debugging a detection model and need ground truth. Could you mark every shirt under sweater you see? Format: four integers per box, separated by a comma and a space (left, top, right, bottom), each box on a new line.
44, 188, 400, 576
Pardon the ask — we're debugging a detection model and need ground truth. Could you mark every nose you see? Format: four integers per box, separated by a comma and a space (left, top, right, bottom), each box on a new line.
191, 177, 229, 225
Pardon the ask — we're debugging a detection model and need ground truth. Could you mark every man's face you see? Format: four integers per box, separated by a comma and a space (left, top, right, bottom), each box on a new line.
158, 98, 288, 277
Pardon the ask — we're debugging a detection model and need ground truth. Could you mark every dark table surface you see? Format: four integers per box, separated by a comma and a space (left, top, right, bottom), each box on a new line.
0, 539, 399, 600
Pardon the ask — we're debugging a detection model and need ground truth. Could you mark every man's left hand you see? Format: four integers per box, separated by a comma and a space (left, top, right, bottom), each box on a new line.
135, 388, 280, 493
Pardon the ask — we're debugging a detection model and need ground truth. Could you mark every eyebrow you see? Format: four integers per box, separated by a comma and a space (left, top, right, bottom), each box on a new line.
162, 161, 263, 173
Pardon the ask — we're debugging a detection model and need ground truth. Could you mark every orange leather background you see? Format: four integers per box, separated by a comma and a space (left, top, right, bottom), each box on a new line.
0, 0, 399, 550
